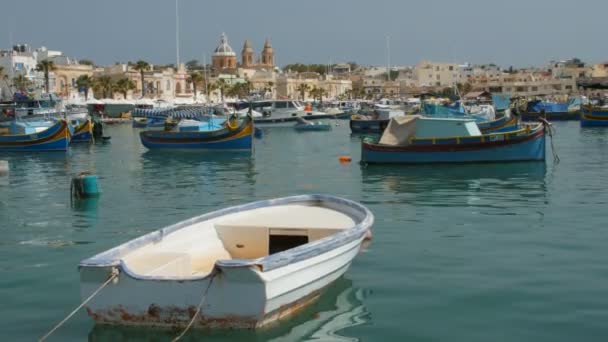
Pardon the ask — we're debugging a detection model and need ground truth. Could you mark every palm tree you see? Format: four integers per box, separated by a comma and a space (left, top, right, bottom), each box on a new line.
186, 72, 204, 100
36, 59, 56, 93
94, 76, 114, 99
115, 77, 136, 99
206, 82, 218, 102
13, 74, 31, 93
215, 79, 229, 102
76, 75, 94, 100
133, 60, 150, 97
296, 84, 311, 101
310, 86, 327, 104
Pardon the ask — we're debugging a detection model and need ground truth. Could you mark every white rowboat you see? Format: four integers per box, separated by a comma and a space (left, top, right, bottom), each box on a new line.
79, 195, 373, 329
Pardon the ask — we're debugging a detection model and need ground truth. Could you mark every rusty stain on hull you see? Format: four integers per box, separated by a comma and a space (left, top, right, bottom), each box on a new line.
86, 304, 259, 329
85, 285, 329, 330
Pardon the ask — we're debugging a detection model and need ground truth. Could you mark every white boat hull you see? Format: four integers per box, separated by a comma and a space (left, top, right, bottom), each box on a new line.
79, 195, 373, 329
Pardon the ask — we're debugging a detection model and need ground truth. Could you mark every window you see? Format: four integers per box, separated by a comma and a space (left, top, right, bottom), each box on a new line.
166, 80, 171, 91
531, 86, 538, 91
449, 66, 453, 71
287, 102, 296, 108
565, 85, 573, 90
275, 101, 288, 109
436, 75, 440, 80
516, 86, 526, 92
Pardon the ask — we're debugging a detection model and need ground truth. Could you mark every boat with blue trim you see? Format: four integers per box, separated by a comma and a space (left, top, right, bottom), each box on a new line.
70, 118, 94, 142
139, 115, 253, 150
79, 194, 373, 329
361, 115, 545, 164
580, 106, 608, 127
0, 119, 70, 151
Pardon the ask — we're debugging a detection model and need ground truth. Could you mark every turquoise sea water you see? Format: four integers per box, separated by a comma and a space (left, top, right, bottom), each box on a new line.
1, 122, 607, 341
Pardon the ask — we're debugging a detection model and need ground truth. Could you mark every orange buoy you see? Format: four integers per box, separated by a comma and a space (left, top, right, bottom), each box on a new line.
338, 156, 352, 163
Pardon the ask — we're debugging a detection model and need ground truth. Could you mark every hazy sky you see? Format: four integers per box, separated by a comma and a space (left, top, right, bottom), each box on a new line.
1, 0, 605, 68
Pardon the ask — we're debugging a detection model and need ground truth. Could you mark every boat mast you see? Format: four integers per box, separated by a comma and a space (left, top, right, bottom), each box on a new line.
175, 0, 180, 69
386, 35, 390, 83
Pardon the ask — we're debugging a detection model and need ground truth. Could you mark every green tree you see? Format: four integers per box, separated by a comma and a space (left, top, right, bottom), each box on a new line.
13, 74, 32, 93
206, 81, 217, 102
94, 76, 114, 98
115, 77, 136, 99
76, 75, 94, 100
186, 72, 204, 100
310, 86, 327, 104
36, 59, 56, 93
79, 59, 95, 66
215, 78, 229, 102
295, 83, 311, 101
133, 60, 150, 97
185, 59, 201, 71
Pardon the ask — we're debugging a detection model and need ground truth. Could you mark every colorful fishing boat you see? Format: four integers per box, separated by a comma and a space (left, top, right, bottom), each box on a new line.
0, 119, 70, 151
361, 116, 545, 164
477, 114, 519, 133
79, 194, 373, 329
70, 119, 94, 143
139, 115, 253, 150
520, 100, 580, 121
580, 106, 608, 127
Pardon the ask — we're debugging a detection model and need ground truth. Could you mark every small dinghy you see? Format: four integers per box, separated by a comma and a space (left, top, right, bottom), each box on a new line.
294, 117, 332, 131
79, 195, 373, 329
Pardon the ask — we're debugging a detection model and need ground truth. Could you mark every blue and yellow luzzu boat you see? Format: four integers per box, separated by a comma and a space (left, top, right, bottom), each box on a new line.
361, 116, 545, 164
580, 106, 608, 127
70, 119, 94, 142
0, 119, 70, 151
139, 115, 253, 150
477, 114, 519, 133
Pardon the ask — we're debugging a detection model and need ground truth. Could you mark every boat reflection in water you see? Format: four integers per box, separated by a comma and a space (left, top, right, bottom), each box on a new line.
361, 162, 548, 208
88, 277, 369, 341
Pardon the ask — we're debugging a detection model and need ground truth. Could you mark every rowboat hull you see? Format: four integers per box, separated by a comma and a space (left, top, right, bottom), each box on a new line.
140, 118, 253, 150
0, 120, 70, 151
79, 195, 373, 329
580, 107, 608, 127
361, 124, 546, 164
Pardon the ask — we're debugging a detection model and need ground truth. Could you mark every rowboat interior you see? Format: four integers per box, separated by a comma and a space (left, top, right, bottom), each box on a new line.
121, 203, 358, 278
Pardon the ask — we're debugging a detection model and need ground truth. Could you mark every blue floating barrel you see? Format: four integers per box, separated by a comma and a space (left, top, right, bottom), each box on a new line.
71, 173, 100, 199
0, 160, 8, 176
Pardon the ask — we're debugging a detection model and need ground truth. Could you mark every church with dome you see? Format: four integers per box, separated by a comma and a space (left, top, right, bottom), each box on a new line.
212, 33, 275, 72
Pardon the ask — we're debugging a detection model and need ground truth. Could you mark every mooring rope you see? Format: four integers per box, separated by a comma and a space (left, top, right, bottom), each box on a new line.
39, 268, 119, 342
539, 118, 560, 164
171, 271, 217, 342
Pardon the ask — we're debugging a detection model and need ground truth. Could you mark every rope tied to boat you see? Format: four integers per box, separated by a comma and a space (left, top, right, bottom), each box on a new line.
172, 270, 218, 342
39, 267, 119, 342
539, 118, 560, 164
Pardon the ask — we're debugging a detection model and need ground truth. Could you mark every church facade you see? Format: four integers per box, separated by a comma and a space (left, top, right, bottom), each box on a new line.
212, 33, 275, 72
